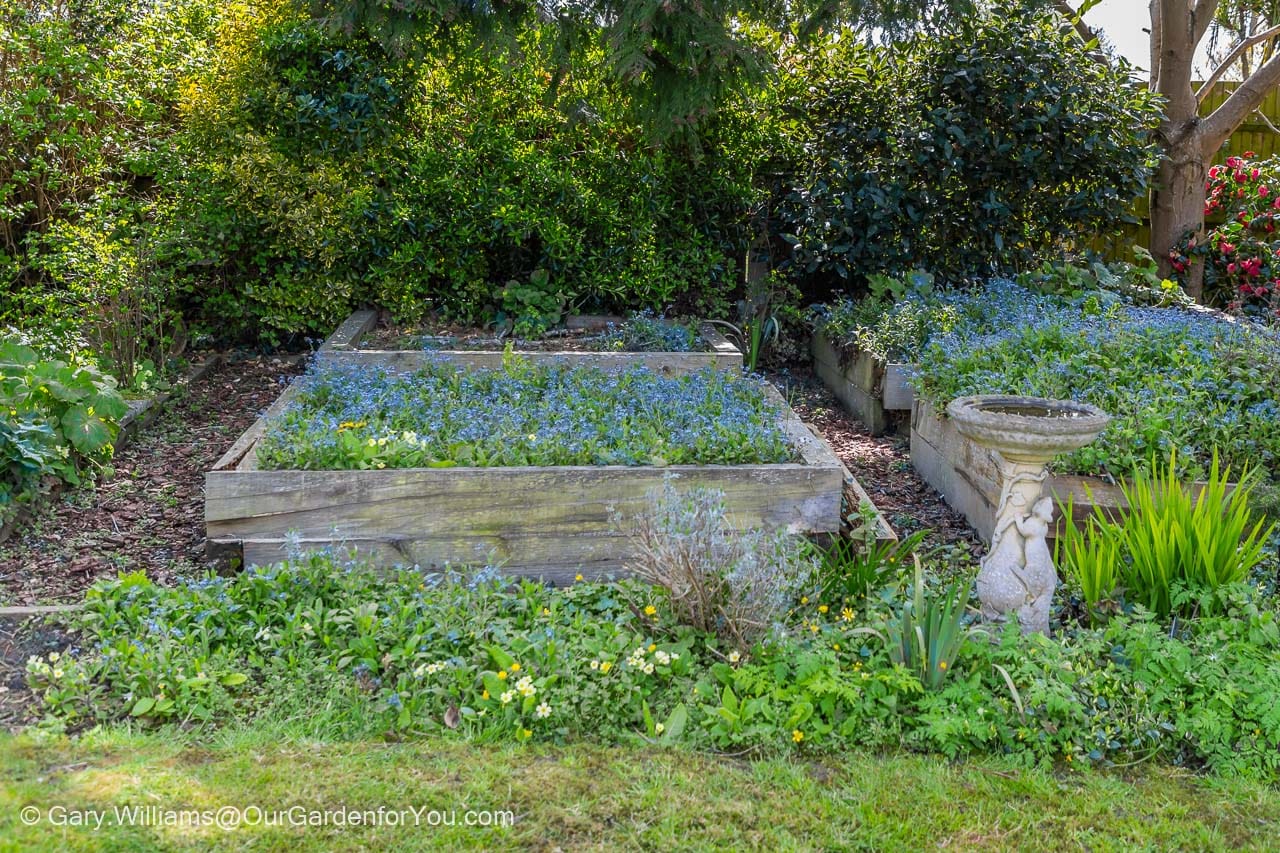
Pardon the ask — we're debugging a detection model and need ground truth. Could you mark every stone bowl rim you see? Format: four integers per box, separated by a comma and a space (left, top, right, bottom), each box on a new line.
945, 395, 1111, 438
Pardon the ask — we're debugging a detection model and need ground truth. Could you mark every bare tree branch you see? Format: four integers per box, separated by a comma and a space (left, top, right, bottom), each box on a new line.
1150, 0, 1163, 90
1052, 0, 1099, 45
1197, 23, 1280, 104
1192, 0, 1222, 48
1201, 49, 1280, 150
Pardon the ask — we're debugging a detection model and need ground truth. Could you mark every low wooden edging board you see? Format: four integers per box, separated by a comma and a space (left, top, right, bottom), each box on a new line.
319, 310, 743, 375
910, 399, 1229, 544
207, 380, 858, 581
811, 331, 914, 436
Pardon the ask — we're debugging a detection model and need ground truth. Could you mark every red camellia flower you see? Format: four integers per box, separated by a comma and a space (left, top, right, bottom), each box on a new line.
1236, 171, 1249, 183
1228, 262, 1238, 273
1253, 168, 1261, 179
1227, 156, 1243, 168
1261, 186, 1270, 197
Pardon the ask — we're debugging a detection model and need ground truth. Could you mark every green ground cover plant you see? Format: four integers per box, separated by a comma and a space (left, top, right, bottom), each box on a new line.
255, 357, 796, 470
24, 540, 1280, 780
901, 279, 1280, 483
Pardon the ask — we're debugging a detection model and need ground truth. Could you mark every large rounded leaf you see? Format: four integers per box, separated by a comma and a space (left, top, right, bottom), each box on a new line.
61, 404, 116, 454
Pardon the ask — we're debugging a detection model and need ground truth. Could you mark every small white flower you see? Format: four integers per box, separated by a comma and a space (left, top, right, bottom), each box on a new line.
589, 660, 600, 671
535, 702, 551, 719
501, 691, 514, 704
643, 663, 655, 675
728, 651, 741, 664
655, 722, 665, 734
655, 650, 671, 666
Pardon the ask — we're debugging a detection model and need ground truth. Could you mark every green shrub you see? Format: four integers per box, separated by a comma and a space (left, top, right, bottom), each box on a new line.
0, 334, 127, 524
1057, 452, 1276, 620
170, 16, 763, 341
777, 3, 1160, 283
0, 0, 216, 330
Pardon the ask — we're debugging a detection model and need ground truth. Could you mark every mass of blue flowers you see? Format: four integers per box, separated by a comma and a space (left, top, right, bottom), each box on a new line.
918, 279, 1280, 480
255, 356, 797, 470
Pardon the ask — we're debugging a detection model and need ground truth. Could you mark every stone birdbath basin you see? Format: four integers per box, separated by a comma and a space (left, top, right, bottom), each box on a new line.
945, 396, 1111, 634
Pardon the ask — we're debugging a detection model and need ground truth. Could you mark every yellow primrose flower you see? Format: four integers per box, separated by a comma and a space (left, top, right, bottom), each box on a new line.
792, 730, 804, 743
482, 690, 490, 700
728, 651, 741, 664
575, 573, 584, 582
522, 729, 532, 739
600, 661, 612, 674
510, 663, 521, 672
644, 605, 657, 616
655, 722, 665, 734
497, 670, 508, 680
647, 644, 656, 653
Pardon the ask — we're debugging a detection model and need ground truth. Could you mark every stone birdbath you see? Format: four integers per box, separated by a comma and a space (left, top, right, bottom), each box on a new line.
945, 396, 1111, 634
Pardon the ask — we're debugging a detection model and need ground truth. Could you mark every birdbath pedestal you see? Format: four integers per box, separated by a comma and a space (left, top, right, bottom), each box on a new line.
945, 396, 1110, 634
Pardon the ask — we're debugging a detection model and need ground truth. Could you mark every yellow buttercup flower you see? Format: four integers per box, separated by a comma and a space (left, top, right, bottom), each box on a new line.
644, 605, 657, 616
818, 604, 829, 614
497, 670, 508, 680
510, 663, 521, 672
600, 661, 612, 674
482, 690, 490, 700
575, 573, 584, 582
647, 644, 656, 652
792, 730, 804, 743
800, 596, 809, 605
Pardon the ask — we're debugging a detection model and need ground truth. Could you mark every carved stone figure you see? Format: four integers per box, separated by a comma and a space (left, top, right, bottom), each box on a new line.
946, 396, 1111, 636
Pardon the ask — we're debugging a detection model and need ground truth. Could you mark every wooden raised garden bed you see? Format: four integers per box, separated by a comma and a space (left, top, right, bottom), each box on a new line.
209, 384, 853, 580
909, 399, 1230, 544
811, 330, 914, 436
321, 310, 743, 375
207, 324, 893, 578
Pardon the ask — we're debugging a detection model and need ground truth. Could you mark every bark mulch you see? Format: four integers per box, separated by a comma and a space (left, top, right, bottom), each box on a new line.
770, 367, 982, 555
0, 355, 304, 606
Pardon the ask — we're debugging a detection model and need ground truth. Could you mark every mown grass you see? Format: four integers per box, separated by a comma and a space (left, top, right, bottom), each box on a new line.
2, 726, 1278, 851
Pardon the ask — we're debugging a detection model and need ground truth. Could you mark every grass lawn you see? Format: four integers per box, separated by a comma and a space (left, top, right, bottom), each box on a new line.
2, 726, 1278, 851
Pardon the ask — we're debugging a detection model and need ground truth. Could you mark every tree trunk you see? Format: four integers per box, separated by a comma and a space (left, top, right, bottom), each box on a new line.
1150, 129, 1208, 298
1151, 0, 1208, 299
